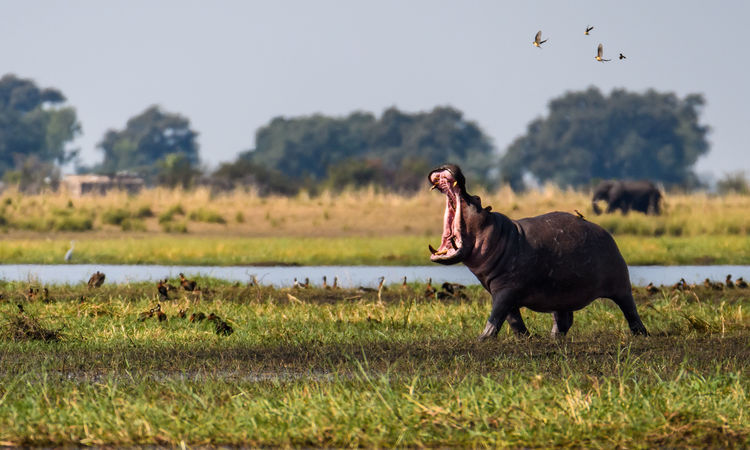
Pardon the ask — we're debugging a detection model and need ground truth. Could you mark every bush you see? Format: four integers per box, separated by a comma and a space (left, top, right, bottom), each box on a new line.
102, 208, 131, 226
161, 221, 188, 233
716, 172, 750, 195
188, 208, 226, 224
158, 204, 185, 223
133, 205, 154, 218
121, 218, 147, 232
52, 214, 94, 232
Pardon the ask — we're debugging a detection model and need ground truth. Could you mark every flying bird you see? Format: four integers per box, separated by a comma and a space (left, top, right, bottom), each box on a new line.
533, 30, 547, 48
585, 26, 594, 35
595, 43, 611, 62
619, 53, 627, 60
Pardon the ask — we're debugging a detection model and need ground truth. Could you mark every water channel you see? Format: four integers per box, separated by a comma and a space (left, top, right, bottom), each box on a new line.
1, 264, 748, 287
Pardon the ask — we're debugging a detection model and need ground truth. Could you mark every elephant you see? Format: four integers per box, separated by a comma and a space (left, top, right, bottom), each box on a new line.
591, 180, 662, 215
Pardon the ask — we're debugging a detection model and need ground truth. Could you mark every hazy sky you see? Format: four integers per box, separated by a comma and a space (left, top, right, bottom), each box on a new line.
2, 1, 748, 178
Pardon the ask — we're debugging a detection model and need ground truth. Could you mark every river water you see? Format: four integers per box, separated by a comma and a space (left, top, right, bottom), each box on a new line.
1, 264, 749, 287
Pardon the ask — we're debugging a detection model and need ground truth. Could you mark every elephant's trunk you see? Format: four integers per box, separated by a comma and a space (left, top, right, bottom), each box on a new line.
592, 200, 602, 215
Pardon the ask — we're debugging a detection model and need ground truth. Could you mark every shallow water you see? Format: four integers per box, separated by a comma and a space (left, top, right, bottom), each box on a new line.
1, 264, 749, 287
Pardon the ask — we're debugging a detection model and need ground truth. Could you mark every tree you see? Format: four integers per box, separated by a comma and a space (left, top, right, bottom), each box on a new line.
156, 153, 202, 189
97, 106, 200, 182
245, 106, 497, 188
716, 172, 749, 195
0, 74, 80, 177
500, 87, 710, 190
324, 157, 433, 193
209, 158, 301, 196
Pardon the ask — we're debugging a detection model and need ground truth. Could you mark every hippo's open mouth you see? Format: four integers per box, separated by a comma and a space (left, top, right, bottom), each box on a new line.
429, 168, 465, 264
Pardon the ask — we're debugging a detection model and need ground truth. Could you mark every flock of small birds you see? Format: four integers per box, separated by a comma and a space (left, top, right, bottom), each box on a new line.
289, 275, 470, 302
136, 303, 234, 336
423, 277, 468, 301
533, 26, 627, 61
645, 274, 749, 295
139, 273, 233, 336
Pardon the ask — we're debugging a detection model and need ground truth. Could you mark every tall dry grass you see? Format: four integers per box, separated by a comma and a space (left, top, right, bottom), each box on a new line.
1, 184, 750, 237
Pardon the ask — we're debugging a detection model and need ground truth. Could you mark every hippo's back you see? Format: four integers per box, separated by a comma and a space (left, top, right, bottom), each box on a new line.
513, 211, 630, 310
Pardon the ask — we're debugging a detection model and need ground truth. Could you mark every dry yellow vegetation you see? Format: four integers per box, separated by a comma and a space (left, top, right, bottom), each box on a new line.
2, 184, 750, 237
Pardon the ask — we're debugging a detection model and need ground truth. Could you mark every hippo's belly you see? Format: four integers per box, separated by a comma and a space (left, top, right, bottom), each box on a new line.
516, 287, 600, 313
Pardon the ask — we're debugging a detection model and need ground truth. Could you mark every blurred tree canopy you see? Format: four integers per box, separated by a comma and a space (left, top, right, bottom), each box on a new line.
500, 87, 710, 190
96, 106, 200, 182
0, 74, 81, 180
210, 158, 300, 196
243, 106, 497, 189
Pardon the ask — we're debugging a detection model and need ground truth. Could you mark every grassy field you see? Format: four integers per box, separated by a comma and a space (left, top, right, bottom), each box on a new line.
2, 185, 750, 265
0, 278, 747, 446
3, 234, 750, 266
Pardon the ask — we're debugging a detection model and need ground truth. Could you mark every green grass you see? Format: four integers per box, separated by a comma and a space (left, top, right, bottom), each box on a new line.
1, 234, 750, 266
0, 280, 747, 446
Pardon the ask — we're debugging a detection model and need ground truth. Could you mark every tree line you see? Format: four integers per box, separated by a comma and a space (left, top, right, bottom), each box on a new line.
0, 73, 716, 195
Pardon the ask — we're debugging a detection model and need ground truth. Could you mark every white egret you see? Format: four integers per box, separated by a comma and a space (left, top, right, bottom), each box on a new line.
64, 240, 75, 262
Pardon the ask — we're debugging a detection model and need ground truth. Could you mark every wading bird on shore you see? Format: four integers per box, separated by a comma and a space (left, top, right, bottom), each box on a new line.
88, 271, 106, 288
585, 25, 594, 35
179, 273, 197, 291
424, 278, 435, 299
139, 304, 161, 321
64, 240, 75, 262
595, 43, 611, 62
157, 279, 169, 300
533, 30, 547, 48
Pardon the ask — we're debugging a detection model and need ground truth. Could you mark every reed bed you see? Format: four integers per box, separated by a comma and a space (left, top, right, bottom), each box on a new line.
0, 279, 747, 446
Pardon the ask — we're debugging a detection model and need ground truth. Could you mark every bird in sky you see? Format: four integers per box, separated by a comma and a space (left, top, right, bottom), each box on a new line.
533, 30, 547, 48
585, 26, 594, 35
619, 53, 627, 60
595, 43, 611, 62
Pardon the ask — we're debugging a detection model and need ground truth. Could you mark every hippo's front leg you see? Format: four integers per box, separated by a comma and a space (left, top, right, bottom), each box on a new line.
478, 289, 517, 341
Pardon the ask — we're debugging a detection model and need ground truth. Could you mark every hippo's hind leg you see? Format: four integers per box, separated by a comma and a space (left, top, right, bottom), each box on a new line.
551, 311, 573, 337
506, 307, 530, 337
611, 292, 649, 336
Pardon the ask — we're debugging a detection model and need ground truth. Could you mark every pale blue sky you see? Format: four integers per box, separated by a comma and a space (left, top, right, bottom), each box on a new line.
2, 1, 748, 179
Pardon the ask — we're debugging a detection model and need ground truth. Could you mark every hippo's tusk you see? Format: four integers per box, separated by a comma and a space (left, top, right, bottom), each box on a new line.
429, 244, 448, 256
430, 184, 438, 191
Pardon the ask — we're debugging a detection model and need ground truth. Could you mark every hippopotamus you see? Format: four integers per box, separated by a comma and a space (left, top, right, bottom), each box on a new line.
428, 164, 648, 340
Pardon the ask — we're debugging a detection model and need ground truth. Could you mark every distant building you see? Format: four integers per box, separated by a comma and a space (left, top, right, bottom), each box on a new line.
62, 174, 144, 196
